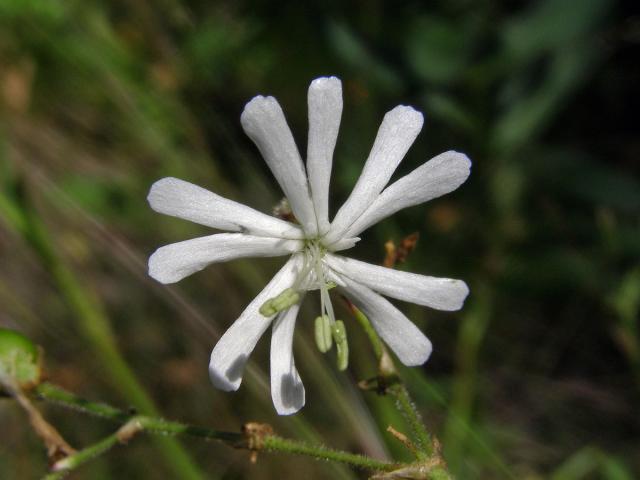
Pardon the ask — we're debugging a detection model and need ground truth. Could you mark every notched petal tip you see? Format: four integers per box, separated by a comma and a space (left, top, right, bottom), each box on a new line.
387, 105, 424, 129
448, 280, 470, 311
309, 76, 342, 91
445, 150, 472, 177
241, 95, 280, 121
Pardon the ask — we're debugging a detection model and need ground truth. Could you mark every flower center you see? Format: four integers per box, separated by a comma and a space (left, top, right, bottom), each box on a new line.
302, 239, 337, 326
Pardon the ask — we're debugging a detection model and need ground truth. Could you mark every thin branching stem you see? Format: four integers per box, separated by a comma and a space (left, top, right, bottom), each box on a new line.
34, 383, 396, 474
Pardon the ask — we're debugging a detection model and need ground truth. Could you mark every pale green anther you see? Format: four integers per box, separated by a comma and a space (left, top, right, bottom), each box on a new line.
314, 315, 333, 353
332, 321, 349, 371
259, 299, 277, 317
259, 288, 300, 317
325, 281, 337, 290
335, 340, 349, 371
331, 320, 347, 344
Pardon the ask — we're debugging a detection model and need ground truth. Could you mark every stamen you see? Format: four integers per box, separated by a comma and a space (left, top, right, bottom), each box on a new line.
259, 288, 300, 317
332, 320, 349, 371
314, 315, 333, 353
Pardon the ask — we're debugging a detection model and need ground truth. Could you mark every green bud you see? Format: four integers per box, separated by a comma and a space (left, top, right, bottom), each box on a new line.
314, 315, 333, 353
331, 321, 349, 371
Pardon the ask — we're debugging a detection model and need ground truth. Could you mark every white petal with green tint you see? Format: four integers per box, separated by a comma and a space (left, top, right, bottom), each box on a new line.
344, 151, 471, 237
325, 105, 424, 244
307, 76, 342, 235
336, 274, 432, 366
326, 254, 469, 311
148, 177, 303, 239
209, 254, 303, 391
149, 233, 302, 284
241, 96, 317, 236
270, 301, 305, 415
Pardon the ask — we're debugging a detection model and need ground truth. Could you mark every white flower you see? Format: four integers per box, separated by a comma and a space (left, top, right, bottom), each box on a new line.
148, 76, 471, 415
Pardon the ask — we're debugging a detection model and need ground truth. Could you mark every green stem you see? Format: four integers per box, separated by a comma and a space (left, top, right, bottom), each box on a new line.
0, 178, 204, 480
35, 383, 395, 473
43, 429, 122, 480
262, 436, 397, 472
347, 302, 435, 461
387, 384, 432, 459
350, 303, 384, 360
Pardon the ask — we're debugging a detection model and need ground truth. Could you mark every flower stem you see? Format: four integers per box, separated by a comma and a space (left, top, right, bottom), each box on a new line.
43, 429, 122, 480
0, 180, 204, 480
387, 384, 432, 459
345, 299, 438, 462
348, 300, 384, 360
34, 383, 396, 474
262, 436, 397, 472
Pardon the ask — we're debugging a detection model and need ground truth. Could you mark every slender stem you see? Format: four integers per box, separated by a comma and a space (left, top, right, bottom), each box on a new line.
0, 182, 204, 480
348, 302, 384, 360
345, 299, 437, 462
387, 385, 432, 459
35, 383, 395, 473
43, 430, 122, 480
263, 436, 397, 472
35, 383, 243, 444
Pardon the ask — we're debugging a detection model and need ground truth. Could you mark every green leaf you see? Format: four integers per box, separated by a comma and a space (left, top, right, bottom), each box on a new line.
0, 328, 42, 393
406, 16, 473, 85
503, 0, 610, 61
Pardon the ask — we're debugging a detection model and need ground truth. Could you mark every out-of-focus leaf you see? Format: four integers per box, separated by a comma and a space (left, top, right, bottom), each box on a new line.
530, 149, 640, 213
610, 268, 640, 325
0, 328, 42, 393
504, 249, 599, 294
551, 446, 600, 479
600, 457, 635, 480
406, 16, 473, 84
551, 447, 634, 480
184, 19, 251, 86
503, 0, 611, 61
423, 92, 475, 132
493, 46, 597, 153
327, 21, 402, 93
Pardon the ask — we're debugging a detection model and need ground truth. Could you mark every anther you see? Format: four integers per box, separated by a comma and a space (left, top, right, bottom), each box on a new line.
259, 288, 300, 317
314, 315, 333, 353
332, 320, 349, 371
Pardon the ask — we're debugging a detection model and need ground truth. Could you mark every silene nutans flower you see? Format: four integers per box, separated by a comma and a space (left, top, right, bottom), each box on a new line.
148, 76, 471, 415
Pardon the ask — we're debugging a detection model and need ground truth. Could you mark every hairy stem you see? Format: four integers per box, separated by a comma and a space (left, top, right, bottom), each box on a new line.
35, 383, 396, 474
0, 178, 204, 480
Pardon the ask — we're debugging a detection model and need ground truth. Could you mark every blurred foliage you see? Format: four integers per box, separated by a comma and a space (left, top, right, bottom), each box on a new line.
0, 0, 638, 478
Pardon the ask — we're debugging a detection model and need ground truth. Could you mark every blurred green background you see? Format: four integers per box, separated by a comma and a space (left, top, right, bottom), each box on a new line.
1, 0, 638, 478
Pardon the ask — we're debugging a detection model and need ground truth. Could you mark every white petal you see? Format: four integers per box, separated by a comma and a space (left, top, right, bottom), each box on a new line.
326, 254, 469, 311
307, 77, 342, 235
328, 236, 360, 252
148, 177, 304, 239
345, 151, 471, 237
149, 233, 303, 284
325, 106, 424, 244
336, 274, 432, 366
209, 254, 303, 391
270, 302, 305, 415
241, 96, 317, 235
